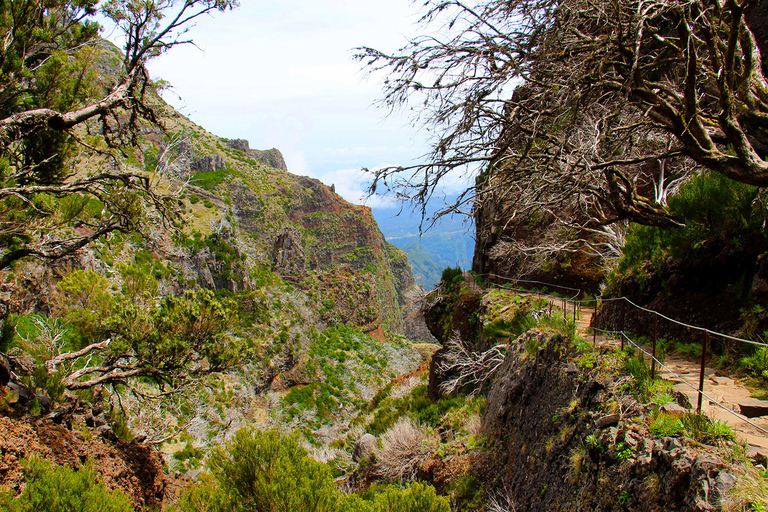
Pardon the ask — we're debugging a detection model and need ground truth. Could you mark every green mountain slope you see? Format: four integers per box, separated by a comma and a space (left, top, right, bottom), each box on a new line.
373, 203, 475, 289
401, 240, 444, 289
0, 83, 427, 468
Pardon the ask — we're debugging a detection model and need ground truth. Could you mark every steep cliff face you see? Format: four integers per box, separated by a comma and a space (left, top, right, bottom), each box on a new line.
166, 126, 412, 335
418, 284, 748, 511
480, 332, 737, 511
472, 177, 606, 295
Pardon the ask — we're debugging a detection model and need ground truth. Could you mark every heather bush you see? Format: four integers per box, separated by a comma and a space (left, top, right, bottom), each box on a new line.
373, 417, 436, 482
177, 428, 449, 512
0, 457, 133, 512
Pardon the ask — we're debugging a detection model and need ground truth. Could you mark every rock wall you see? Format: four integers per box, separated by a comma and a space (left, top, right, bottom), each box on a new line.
472, 176, 606, 295
224, 138, 288, 171
0, 412, 167, 509
479, 331, 738, 511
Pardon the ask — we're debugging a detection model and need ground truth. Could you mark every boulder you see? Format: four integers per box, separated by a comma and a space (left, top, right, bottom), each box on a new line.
595, 413, 620, 428
660, 402, 689, 416
737, 399, 768, 418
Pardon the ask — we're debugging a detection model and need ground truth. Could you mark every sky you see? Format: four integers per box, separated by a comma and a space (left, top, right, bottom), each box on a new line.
127, 0, 467, 209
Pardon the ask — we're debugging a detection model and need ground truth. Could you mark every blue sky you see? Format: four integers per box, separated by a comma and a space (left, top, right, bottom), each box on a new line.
135, 1, 452, 208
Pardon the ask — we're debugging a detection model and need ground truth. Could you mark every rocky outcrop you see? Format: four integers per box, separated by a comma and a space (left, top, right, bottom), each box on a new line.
401, 286, 438, 344
252, 148, 288, 171
225, 139, 251, 154
423, 275, 485, 400
224, 139, 288, 171
0, 413, 167, 509
479, 331, 738, 511
271, 227, 307, 278
190, 154, 226, 173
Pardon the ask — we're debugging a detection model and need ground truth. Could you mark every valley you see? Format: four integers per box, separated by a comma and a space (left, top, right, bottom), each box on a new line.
2, 1, 768, 511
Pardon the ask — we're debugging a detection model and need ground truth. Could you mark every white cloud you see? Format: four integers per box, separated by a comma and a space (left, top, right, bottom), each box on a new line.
320, 146, 411, 157
139, 1, 460, 210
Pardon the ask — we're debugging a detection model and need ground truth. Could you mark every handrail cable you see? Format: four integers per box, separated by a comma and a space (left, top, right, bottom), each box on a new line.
476, 272, 768, 349
466, 271, 768, 438
599, 296, 768, 349
593, 326, 768, 437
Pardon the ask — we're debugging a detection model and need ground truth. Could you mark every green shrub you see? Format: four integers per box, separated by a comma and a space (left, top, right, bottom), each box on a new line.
178, 429, 449, 512
440, 266, 463, 293
538, 314, 576, 340
0, 457, 133, 512
441, 266, 463, 284
173, 442, 204, 469
143, 147, 159, 172
203, 199, 214, 208
619, 171, 763, 274
680, 412, 735, 444
189, 193, 200, 204
364, 482, 450, 512
191, 168, 238, 191
204, 429, 339, 511
650, 413, 683, 437
525, 335, 542, 355
740, 346, 768, 380
483, 313, 536, 340
624, 352, 650, 385
366, 384, 468, 435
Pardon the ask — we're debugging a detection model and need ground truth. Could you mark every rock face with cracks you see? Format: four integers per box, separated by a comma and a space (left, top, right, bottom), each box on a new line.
0, 413, 167, 509
480, 331, 738, 511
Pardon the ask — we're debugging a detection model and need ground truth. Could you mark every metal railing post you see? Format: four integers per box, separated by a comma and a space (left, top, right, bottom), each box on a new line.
620, 300, 625, 332
620, 301, 625, 350
651, 315, 658, 380
592, 298, 597, 348
697, 331, 709, 412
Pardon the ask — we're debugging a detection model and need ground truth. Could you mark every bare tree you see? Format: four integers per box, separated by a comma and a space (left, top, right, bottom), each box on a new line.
357, 0, 768, 240
0, 0, 237, 270
437, 331, 506, 394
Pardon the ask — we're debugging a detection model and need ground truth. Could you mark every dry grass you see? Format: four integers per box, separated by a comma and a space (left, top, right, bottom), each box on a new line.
464, 413, 482, 438
373, 417, 437, 482
721, 467, 768, 511
486, 484, 518, 512
568, 446, 586, 484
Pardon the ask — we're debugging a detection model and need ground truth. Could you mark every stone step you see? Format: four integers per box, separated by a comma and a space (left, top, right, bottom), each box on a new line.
737, 400, 768, 418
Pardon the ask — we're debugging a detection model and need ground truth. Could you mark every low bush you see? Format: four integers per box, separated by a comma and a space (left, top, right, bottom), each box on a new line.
650, 413, 684, 437
680, 412, 735, 444
373, 417, 436, 482
740, 346, 768, 380
365, 385, 465, 435
176, 428, 449, 512
0, 457, 133, 512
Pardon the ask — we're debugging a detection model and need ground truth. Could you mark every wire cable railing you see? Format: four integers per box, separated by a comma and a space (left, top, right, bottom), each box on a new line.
463, 272, 768, 438
596, 326, 768, 437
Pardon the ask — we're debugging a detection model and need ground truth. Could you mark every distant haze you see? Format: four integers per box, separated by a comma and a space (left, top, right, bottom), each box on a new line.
373, 196, 475, 289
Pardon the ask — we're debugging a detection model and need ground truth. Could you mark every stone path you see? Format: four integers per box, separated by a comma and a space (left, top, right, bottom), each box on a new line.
575, 305, 768, 452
